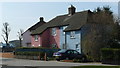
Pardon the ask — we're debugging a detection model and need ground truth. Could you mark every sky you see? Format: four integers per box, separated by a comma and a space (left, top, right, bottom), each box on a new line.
0, 2, 119, 43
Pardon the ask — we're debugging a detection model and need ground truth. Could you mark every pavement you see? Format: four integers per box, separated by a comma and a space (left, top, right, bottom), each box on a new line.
0, 57, 115, 68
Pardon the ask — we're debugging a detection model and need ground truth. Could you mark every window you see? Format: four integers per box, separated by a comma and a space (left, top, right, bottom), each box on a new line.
34, 35, 38, 41
70, 31, 75, 38
51, 44, 57, 48
73, 50, 79, 54
51, 28, 56, 36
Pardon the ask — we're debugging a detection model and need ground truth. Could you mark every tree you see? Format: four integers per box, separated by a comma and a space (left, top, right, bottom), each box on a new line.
17, 29, 23, 47
82, 6, 115, 61
107, 16, 120, 48
1, 22, 11, 46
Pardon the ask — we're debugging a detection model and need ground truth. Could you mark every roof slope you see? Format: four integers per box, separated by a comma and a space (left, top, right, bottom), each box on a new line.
22, 20, 46, 35
31, 10, 92, 35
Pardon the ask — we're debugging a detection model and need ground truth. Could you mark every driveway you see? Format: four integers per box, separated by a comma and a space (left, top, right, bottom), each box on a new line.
0, 57, 113, 68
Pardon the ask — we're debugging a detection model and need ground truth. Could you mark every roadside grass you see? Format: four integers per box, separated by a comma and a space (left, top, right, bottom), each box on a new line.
71, 65, 120, 68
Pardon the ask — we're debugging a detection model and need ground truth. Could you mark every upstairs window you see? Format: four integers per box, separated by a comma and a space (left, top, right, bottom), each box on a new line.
70, 31, 75, 38
52, 28, 56, 36
34, 35, 38, 41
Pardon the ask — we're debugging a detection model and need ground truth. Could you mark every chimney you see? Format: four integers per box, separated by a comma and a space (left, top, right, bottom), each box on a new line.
68, 5, 76, 16
39, 17, 44, 22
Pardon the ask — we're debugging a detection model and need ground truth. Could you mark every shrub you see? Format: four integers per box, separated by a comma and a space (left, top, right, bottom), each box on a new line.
101, 48, 120, 65
101, 48, 114, 60
15, 47, 60, 57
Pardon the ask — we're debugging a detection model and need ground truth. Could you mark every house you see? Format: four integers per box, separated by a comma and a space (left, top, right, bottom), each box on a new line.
31, 5, 93, 53
22, 17, 46, 47
9, 40, 20, 47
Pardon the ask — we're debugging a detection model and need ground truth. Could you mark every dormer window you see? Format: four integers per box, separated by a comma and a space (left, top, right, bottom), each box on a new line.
52, 28, 56, 36
34, 35, 38, 41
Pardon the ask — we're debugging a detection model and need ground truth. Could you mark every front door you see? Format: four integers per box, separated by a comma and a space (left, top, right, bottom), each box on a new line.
76, 44, 81, 53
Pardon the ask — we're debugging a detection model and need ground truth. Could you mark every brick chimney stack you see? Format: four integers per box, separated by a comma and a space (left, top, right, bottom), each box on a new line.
68, 5, 76, 16
40, 17, 44, 22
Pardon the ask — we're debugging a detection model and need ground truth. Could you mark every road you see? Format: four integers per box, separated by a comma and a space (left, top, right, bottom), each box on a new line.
0, 57, 112, 68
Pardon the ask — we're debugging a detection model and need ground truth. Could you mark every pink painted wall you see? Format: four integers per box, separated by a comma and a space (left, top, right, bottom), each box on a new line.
31, 29, 50, 47
31, 27, 60, 48
41, 29, 50, 47
31, 35, 41, 47
49, 27, 60, 48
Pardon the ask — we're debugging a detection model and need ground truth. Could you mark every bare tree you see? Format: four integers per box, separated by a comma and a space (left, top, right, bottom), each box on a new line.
1, 22, 11, 46
17, 29, 23, 47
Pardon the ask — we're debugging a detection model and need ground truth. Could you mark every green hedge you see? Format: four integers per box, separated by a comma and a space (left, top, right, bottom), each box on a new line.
15, 47, 60, 57
101, 48, 120, 65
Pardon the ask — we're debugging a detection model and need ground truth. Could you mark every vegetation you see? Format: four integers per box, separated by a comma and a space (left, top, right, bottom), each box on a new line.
15, 47, 60, 57
101, 48, 120, 64
17, 29, 24, 47
1, 22, 11, 46
82, 6, 120, 61
71, 66, 120, 68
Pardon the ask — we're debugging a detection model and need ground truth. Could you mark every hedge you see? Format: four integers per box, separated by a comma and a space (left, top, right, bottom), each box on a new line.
101, 48, 120, 65
15, 47, 60, 57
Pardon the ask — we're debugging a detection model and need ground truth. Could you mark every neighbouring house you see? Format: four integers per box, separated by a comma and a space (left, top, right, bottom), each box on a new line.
31, 5, 92, 53
22, 17, 46, 47
9, 40, 20, 47
31, 5, 113, 57
31, 5, 114, 61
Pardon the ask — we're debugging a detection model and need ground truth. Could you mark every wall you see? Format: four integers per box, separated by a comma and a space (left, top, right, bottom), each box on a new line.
49, 27, 60, 48
59, 26, 66, 49
22, 30, 31, 47
31, 35, 41, 47
66, 30, 81, 53
41, 29, 50, 47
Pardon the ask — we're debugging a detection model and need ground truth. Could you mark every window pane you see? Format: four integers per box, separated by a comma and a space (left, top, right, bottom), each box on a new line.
34, 35, 38, 41
70, 31, 75, 38
52, 28, 56, 36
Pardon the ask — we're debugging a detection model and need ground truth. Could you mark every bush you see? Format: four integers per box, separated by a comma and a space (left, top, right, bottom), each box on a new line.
101, 48, 120, 65
101, 48, 114, 60
15, 47, 60, 57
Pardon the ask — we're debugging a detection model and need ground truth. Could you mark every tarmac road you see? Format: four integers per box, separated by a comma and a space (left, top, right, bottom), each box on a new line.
0, 57, 113, 68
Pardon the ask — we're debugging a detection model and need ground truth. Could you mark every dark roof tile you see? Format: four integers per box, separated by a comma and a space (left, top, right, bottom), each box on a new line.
31, 10, 92, 35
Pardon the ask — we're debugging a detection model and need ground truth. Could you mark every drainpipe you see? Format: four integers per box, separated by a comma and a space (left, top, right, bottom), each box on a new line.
80, 30, 82, 54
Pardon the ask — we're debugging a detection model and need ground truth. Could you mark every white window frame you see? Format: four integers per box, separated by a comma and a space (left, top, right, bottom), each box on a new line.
70, 31, 75, 38
34, 35, 38, 41
51, 28, 57, 36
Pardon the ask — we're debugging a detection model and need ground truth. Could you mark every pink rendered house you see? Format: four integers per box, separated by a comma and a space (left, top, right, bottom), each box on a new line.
30, 5, 76, 48
31, 26, 60, 48
22, 17, 46, 47
31, 28, 50, 47
49, 27, 60, 48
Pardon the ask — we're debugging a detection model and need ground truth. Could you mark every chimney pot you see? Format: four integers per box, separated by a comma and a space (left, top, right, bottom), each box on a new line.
40, 17, 44, 22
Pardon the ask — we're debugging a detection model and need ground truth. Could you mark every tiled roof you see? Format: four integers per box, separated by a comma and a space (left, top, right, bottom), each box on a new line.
31, 10, 93, 35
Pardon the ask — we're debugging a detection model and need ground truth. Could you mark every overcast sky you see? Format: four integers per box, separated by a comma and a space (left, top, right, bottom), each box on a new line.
0, 2, 119, 42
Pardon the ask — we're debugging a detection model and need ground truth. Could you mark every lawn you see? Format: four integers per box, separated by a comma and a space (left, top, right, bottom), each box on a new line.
71, 65, 120, 68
